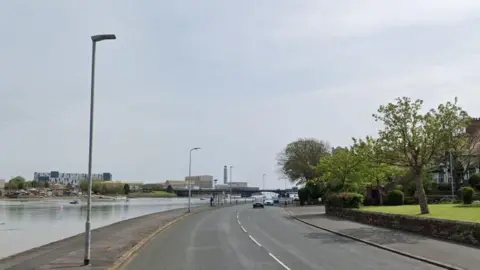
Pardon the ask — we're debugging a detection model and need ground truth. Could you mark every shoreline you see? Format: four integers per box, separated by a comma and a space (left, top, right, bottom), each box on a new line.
0, 195, 191, 202
0, 203, 240, 269
0, 206, 197, 268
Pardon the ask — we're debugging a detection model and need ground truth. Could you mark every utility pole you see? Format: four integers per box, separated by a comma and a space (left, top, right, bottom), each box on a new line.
229, 166, 233, 204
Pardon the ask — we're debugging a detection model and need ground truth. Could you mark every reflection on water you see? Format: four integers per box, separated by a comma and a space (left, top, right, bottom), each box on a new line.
0, 198, 206, 259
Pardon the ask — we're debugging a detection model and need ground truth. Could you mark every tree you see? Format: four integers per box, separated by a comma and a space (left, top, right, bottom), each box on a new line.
353, 136, 406, 205
79, 180, 89, 192
373, 97, 470, 214
317, 148, 365, 193
9, 176, 26, 190
66, 183, 73, 190
26, 181, 37, 188
166, 185, 173, 193
123, 184, 131, 195
277, 138, 331, 185
447, 130, 480, 191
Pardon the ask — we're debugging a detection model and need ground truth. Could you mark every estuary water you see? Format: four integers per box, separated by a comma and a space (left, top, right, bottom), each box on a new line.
0, 197, 207, 259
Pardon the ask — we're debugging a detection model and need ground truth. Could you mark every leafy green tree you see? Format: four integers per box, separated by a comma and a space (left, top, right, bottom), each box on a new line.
353, 136, 406, 205
79, 180, 89, 192
9, 176, 26, 190
373, 97, 470, 214
277, 138, 331, 185
123, 184, 131, 195
166, 185, 173, 193
26, 181, 37, 188
317, 148, 365, 193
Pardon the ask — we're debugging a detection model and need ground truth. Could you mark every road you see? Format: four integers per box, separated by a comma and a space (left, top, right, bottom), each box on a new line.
124, 205, 443, 270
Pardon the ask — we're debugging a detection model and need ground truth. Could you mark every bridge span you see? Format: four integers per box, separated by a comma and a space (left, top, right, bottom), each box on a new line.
173, 187, 296, 197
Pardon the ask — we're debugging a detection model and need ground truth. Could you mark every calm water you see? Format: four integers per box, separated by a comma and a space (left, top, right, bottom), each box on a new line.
0, 197, 208, 259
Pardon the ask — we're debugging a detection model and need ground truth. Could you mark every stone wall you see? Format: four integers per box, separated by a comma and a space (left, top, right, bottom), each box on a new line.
325, 206, 480, 247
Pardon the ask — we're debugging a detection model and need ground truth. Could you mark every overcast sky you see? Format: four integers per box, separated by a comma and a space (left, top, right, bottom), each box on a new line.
1, 1, 480, 188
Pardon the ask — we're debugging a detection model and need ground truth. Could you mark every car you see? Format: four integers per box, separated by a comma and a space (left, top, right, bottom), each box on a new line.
253, 197, 264, 208
264, 199, 274, 206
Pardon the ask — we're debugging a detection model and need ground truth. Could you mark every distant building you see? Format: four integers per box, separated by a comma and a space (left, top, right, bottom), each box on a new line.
184, 175, 213, 189
164, 180, 188, 190
33, 171, 112, 187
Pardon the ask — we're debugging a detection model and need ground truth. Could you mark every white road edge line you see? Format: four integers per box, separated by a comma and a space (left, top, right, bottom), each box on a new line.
269, 253, 291, 270
240, 226, 247, 233
237, 220, 241, 225
248, 235, 262, 247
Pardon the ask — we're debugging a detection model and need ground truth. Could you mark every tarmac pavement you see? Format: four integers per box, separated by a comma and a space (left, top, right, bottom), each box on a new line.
124, 204, 443, 270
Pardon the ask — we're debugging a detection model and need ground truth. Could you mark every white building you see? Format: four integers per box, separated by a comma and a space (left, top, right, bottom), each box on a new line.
431, 167, 480, 184
34, 171, 112, 187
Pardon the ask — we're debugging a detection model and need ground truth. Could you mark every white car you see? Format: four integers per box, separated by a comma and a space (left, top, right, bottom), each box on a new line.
253, 197, 264, 208
264, 199, 274, 206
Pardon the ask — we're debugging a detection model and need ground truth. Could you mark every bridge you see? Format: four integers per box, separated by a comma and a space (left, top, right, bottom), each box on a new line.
173, 187, 296, 197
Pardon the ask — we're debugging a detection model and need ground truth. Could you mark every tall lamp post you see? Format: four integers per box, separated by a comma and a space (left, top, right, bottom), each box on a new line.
262, 173, 266, 190
84, 34, 116, 266
229, 165, 233, 204
188, 147, 201, 212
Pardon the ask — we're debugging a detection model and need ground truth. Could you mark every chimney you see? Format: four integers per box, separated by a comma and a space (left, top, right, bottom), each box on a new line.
223, 166, 228, 184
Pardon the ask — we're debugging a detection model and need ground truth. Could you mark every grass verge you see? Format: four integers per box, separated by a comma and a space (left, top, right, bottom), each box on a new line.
128, 191, 177, 198
361, 204, 480, 223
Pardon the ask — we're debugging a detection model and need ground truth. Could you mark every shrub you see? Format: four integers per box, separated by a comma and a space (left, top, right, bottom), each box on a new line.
326, 192, 364, 209
461, 187, 475, 204
469, 174, 480, 190
386, 190, 404, 205
403, 195, 459, 205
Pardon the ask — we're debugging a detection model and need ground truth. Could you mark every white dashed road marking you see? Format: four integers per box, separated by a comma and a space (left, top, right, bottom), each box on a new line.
248, 235, 262, 247
269, 253, 291, 270
238, 209, 292, 269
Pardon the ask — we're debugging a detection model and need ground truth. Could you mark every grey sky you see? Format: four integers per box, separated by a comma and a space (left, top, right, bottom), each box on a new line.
1, 1, 480, 188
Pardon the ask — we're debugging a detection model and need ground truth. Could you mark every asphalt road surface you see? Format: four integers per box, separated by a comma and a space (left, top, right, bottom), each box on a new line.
124, 205, 443, 270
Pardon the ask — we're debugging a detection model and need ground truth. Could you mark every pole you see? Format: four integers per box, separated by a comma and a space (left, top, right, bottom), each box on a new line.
262, 174, 266, 190
84, 41, 96, 266
449, 150, 454, 198
188, 149, 193, 212
229, 166, 232, 204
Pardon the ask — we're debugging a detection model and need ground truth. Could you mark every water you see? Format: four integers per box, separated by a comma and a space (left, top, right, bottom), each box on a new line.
0, 197, 207, 259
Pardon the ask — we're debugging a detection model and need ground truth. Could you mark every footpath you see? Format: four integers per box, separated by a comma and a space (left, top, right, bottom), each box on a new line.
0, 203, 240, 270
287, 206, 480, 270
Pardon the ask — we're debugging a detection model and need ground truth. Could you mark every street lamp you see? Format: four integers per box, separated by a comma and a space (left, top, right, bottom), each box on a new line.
229, 165, 233, 204
262, 173, 266, 190
84, 33, 116, 266
188, 147, 201, 212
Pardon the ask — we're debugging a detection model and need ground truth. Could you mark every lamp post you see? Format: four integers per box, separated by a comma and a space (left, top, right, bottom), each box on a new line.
262, 173, 266, 190
84, 34, 116, 266
188, 147, 201, 212
229, 165, 233, 204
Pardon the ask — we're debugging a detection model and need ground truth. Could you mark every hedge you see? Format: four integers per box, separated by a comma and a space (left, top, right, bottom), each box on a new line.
326, 192, 364, 209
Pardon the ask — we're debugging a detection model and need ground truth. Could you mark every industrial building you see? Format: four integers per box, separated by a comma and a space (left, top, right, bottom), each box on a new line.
184, 175, 213, 189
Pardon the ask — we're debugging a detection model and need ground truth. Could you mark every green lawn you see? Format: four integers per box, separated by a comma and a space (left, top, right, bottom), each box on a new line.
128, 190, 177, 198
361, 204, 480, 223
